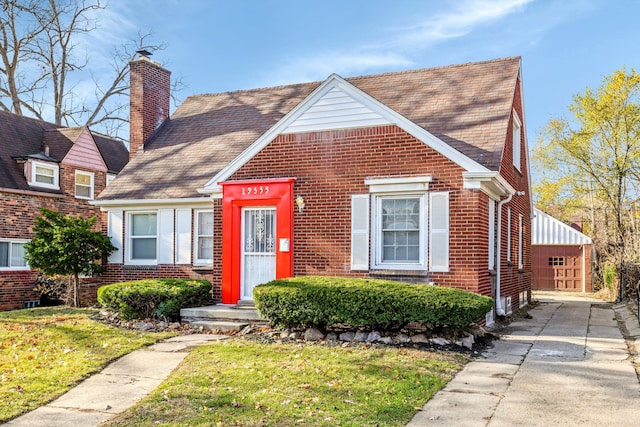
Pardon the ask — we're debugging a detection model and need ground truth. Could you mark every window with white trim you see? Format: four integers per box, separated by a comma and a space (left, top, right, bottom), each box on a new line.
106, 174, 116, 186
513, 111, 522, 171
488, 200, 496, 270
30, 161, 59, 189
377, 196, 423, 265
518, 214, 524, 270
195, 210, 213, 264
0, 240, 29, 270
75, 171, 94, 199
128, 212, 157, 263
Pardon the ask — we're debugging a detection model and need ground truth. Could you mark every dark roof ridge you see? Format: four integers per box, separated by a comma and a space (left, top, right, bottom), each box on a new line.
0, 109, 62, 129
186, 80, 319, 100
346, 56, 521, 82
181, 56, 521, 101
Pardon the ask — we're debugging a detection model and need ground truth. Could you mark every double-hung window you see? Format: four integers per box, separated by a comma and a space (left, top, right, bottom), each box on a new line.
75, 171, 94, 199
378, 197, 422, 265
195, 210, 214, 264
0, 240, 29, 270
513, 111, 522, 171
30, 161, 59, 190
129, 213, 157, 263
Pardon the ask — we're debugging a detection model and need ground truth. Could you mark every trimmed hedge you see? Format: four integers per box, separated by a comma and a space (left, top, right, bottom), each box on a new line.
253, 276, 493, 331
97, 279, 213, 320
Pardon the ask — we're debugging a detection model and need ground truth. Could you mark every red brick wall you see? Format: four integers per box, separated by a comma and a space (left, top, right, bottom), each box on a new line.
129, 58, 170, 161
215, 125, 493, 297
497, 76, 533, 312
0, 166, 113, 311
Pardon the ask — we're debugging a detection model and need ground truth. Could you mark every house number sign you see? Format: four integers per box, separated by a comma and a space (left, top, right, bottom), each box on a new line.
241, 185, 270, 196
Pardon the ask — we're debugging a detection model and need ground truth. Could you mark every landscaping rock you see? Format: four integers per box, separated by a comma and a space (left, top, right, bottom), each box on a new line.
366, 331, 382, 342
457, 335, 475, 349
280, 330, 290, 339
339, 331, 355, 342
430, 337, 451, 346
377, 336, 393, 345
411, 333, 429, 343
393, 333, 411, 344
325, 332, 338, 341
354, 331, 369, 342
304, 327, 325, 341
288, 331, 301, 340
405, 321, 428, 332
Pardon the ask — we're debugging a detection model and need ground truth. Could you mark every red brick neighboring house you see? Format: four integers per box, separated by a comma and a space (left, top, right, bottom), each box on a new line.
0, 111, 128, 310
95, 56, 532, 323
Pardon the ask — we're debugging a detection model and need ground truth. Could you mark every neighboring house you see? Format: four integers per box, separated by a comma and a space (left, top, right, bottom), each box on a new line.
532, 208, 593, 292
95, 55, 533, 322
0, 111, 128, 310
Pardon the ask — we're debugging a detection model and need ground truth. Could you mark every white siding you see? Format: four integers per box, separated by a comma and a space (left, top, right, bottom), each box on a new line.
283, 87, 391, 133
532, 208, 592, 245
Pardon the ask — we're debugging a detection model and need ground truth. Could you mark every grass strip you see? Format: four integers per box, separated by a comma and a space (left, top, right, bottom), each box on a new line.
0, 307, 175, 422
105, 339, 468, 427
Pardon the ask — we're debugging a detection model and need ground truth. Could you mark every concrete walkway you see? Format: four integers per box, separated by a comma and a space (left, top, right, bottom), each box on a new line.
408, 292, 640, 426
3, 334, 228, 427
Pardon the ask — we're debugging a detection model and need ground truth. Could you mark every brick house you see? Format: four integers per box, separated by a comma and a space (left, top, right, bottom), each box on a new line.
95, 55, 532, 322
0, 111, 128, 310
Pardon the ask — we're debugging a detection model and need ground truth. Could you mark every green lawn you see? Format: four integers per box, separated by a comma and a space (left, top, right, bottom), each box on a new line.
104, 339, 469, 427
0, 307, 175, 422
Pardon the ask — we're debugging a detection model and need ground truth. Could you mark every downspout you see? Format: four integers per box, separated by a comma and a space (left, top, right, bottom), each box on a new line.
495, 191, 521, 316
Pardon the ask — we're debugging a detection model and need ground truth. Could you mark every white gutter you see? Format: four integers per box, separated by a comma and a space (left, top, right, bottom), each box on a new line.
495, 190, 522, 316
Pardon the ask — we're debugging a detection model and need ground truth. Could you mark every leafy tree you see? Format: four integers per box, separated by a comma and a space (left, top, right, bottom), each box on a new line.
0, 0, 173, 140
533, 68, 640, 282
24, 208, 115, 307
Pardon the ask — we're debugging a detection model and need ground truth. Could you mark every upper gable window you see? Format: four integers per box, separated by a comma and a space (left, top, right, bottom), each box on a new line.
30, 161, 59, 190
513, 111, 522, 171
75, 171, 95, 200
106, 174, 116, 186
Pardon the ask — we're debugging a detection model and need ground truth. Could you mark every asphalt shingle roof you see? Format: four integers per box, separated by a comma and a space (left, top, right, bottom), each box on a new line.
0, 110, 128, 191
98, 57, 521, 201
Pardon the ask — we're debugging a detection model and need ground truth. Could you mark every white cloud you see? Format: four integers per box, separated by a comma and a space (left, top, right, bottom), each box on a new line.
262, 0, 532, 86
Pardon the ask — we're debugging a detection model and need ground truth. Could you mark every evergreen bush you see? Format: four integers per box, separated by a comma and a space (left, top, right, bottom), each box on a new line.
97, 279, 212, 320
253, 276, 493, 332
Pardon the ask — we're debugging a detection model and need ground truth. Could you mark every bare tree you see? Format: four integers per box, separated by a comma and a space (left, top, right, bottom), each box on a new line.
1, 0, 177, 140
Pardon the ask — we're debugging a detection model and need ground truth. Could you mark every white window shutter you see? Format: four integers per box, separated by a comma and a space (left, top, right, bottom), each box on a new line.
351, 195, 369, 270
158, 209, 174, 264
176, 209, 192, 264
429, 192, 449, 272
107, 210, 123, 264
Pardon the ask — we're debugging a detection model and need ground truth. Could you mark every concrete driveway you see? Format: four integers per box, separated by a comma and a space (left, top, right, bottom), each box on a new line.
409, 292, 640, 426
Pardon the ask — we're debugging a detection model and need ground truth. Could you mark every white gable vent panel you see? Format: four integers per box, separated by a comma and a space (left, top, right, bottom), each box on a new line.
283, 87, 391, 134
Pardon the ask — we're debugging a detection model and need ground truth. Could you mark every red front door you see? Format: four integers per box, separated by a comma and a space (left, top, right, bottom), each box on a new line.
219, 178, 295, 304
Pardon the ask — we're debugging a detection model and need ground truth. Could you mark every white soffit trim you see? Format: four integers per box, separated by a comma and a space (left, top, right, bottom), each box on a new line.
198, 74, 490, 193
91, 197, 213, 210
463, 171, 515, 199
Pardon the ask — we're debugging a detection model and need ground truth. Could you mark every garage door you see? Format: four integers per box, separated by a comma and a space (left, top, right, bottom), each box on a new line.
532, 245, 583, 291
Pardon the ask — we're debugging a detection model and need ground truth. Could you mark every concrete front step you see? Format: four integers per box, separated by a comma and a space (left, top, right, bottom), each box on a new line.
181, 304, 266, 322
190, 320, 249, 333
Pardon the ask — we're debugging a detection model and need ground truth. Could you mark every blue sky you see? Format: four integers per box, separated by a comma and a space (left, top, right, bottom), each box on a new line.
89, 0, 638, 153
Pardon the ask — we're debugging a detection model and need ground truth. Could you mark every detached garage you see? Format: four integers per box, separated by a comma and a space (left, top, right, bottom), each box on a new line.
532, 208, 593, 292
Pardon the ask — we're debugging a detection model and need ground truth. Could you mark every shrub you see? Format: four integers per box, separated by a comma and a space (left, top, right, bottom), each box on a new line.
253, 276, 493, 332
97, 279, 213, 320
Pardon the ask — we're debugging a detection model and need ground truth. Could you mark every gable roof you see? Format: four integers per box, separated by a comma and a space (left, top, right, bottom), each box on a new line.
532, 208, 592, 245
0, 110, 128, 192
98, 57, 521, 202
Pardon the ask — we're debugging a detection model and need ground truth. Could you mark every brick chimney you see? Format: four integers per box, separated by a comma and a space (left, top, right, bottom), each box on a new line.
129, 56, 171, 161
